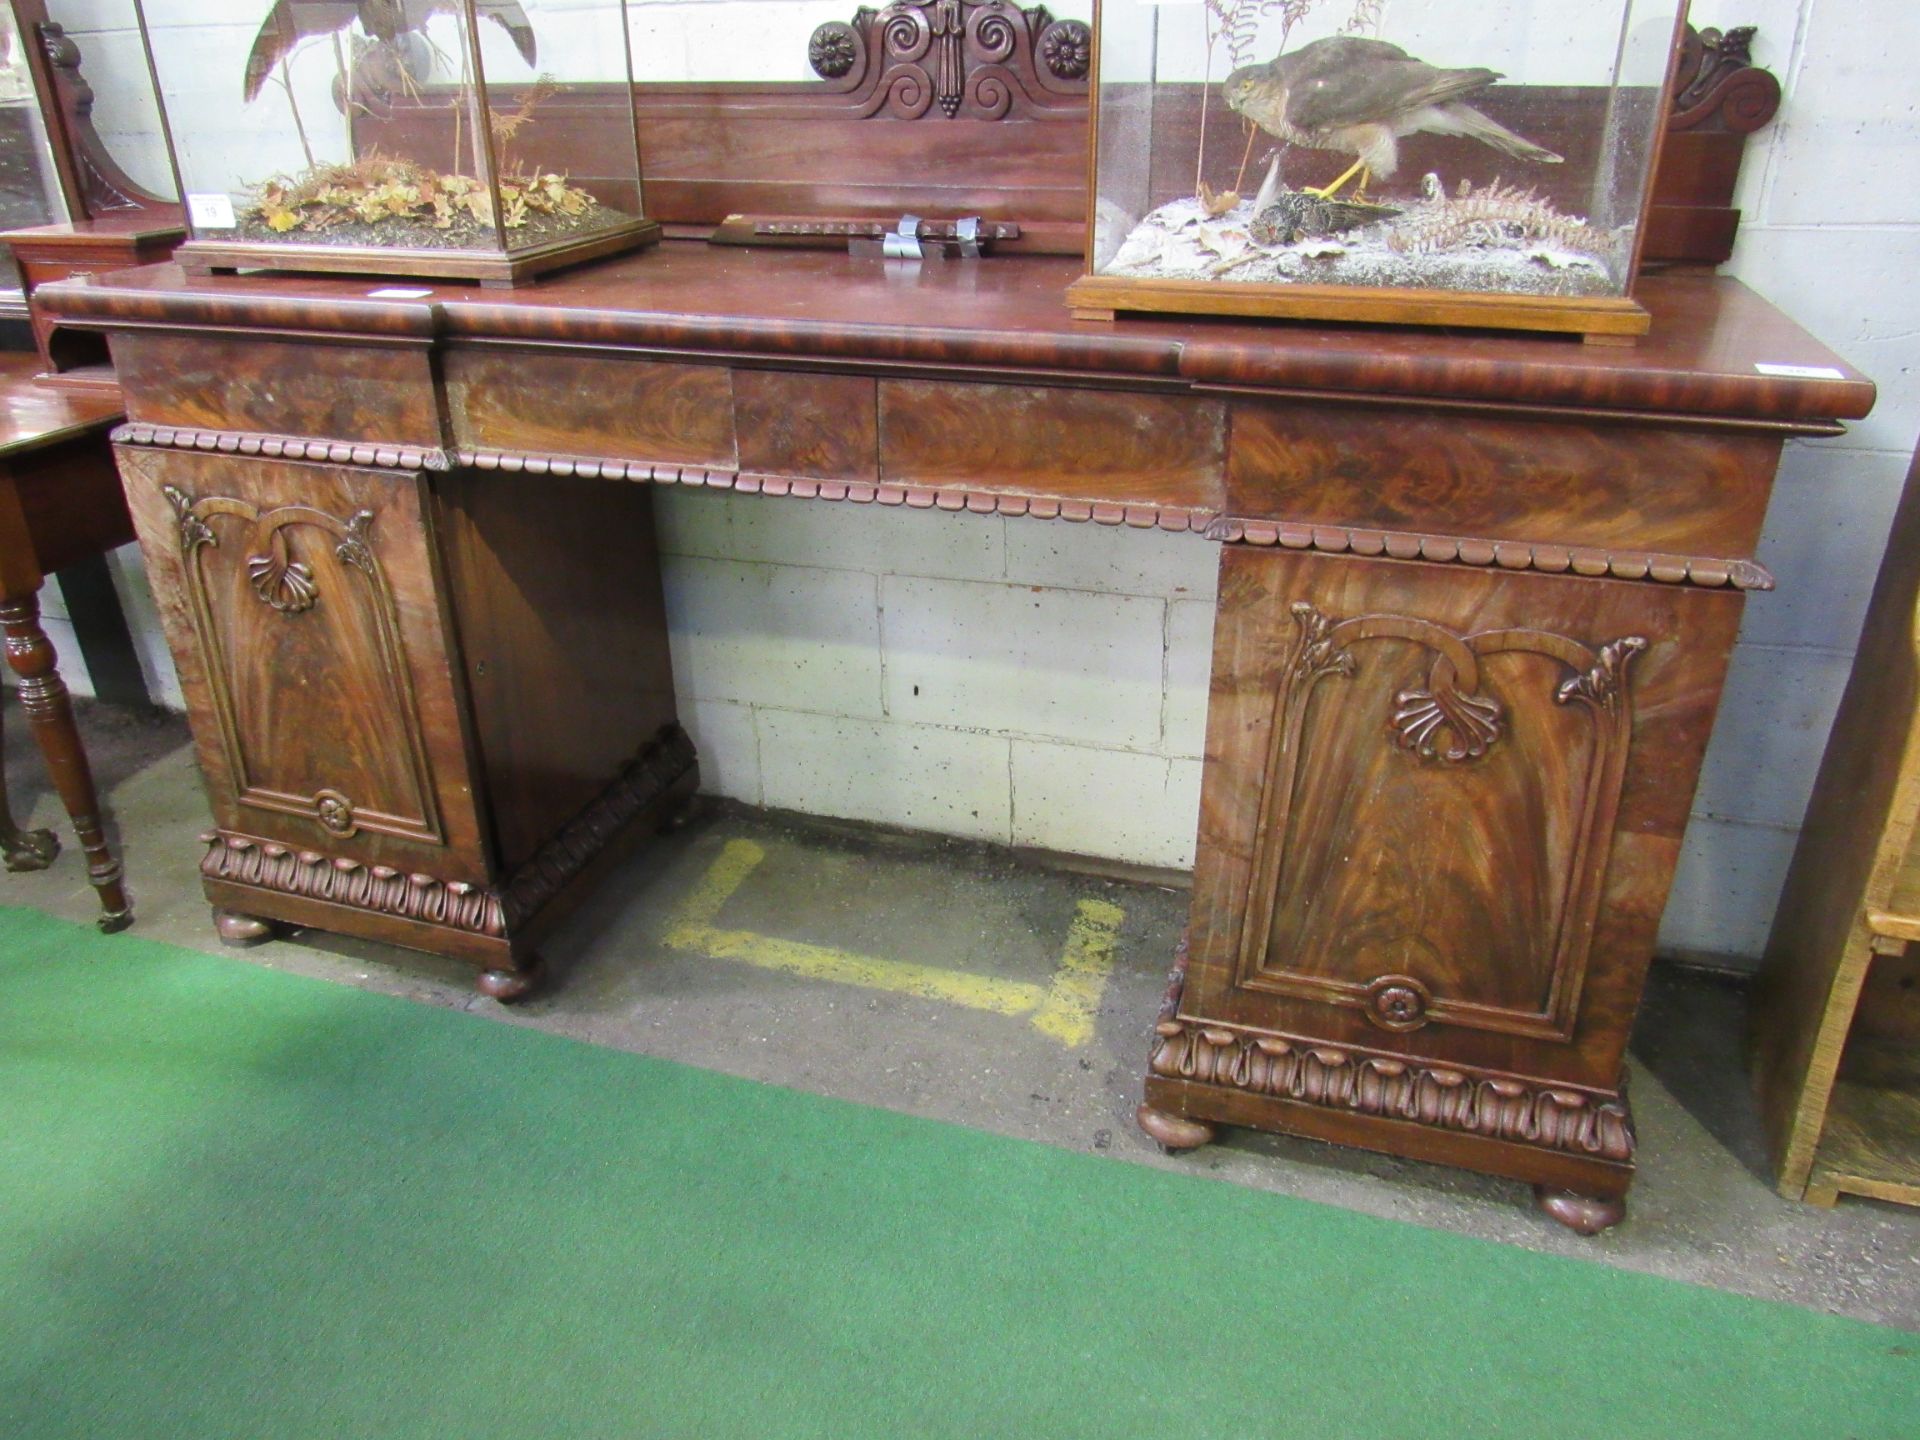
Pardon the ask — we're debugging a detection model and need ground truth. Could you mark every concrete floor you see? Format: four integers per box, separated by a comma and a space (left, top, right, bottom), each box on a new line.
7, 696, 1920, 1331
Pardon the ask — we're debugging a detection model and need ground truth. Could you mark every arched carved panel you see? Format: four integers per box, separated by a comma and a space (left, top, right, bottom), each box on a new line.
159, 481, 446, 847
1235, 602, 1644, 1044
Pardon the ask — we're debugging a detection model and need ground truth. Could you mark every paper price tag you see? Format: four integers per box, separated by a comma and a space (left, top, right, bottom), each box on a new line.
1755, 362, 1846, 381
187, 192, 236, 230
367, 287, 435, 299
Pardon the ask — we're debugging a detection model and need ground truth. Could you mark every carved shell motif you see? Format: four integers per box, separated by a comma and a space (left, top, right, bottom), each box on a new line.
246, 530, 318, 614
1393, 683, 1503, 762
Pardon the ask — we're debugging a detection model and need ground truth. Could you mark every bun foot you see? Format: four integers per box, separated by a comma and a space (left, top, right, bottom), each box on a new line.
477, 966, 539, 1003
2, 826, 58, 872
1137, 1102, 1216, 1153
657, 794, 703, 834
1535, 1186, 1626, 1235
213, 908, 275, 947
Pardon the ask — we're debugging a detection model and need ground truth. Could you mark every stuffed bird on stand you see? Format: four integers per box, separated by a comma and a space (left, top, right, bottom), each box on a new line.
1223, 35, 1563, 202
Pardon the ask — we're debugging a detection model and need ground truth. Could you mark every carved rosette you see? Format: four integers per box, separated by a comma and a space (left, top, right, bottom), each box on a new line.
1364, 974, 1431, 1032
809, 22, 860, 78
313, 790, 357, 838
1037, 19, 1090, 80
1148, 1018, 1635, 1162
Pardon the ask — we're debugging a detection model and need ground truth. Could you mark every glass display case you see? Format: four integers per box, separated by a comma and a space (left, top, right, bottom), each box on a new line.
0, 2, 71, 305
135, 0, 657, 285
1066, 0, 1689, 339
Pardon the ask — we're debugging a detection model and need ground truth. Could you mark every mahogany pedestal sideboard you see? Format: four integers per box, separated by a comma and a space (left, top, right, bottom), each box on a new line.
40, 247, 1873, 1227
0, 350, 133, 928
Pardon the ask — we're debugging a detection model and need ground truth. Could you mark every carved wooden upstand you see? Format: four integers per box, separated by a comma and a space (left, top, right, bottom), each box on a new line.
40, 249, 1870, 1224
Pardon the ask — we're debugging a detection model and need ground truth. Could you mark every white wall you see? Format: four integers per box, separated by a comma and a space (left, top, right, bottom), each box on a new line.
30, 0, 1920, 969
1657, 0, 1920, 966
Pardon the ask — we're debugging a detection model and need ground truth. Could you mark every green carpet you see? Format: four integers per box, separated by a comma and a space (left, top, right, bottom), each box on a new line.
0, 905, 1912, 1440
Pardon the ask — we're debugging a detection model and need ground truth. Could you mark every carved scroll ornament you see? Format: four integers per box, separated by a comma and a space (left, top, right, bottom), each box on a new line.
808, 0, 1089, 119
1670, 25, 1782, 133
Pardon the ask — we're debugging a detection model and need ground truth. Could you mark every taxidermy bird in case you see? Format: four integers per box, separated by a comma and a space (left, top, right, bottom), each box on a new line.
1070, 0, 1691, 339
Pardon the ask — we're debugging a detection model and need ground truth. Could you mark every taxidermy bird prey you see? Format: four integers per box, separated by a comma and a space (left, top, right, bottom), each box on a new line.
1223, 36, 1562, 200
242, 0, 538, 103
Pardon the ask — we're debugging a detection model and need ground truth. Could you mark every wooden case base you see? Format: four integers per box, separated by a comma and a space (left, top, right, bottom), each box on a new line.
1066, 274, 1652, 343
176, 218, 662, 288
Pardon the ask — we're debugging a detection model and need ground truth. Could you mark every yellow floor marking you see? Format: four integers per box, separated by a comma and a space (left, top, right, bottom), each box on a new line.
663, 838, 1120, 1047
1031, 898, 1123, 1048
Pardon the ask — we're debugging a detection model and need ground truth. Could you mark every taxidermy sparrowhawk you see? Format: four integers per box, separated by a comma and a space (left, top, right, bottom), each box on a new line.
1223, 36, 1562, 200
243, 0, 538, 103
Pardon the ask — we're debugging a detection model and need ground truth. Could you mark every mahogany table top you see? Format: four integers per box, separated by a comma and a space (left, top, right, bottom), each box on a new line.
0, 353, 122, 460
38, 244, 1874, 428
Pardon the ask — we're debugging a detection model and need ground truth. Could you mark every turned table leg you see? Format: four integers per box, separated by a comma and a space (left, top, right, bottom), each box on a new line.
0, 694, 59, 872
0, 595, 131, 931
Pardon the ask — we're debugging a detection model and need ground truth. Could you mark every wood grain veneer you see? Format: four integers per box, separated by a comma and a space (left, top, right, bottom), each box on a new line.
1228, 401, 1781, 559
110, 332, 442, 448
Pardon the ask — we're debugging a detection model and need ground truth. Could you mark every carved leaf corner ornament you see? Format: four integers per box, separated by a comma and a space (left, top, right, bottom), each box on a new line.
1557, 636, 1649, 712
1287, 601, 1354, 685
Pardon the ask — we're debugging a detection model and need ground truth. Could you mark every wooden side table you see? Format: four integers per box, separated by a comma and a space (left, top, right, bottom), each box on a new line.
0, 350, 132, 929
1751, 443, 1920, 1211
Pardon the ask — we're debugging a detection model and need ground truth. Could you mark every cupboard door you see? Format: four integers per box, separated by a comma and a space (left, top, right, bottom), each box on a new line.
116, 446, 489, 880
1185, 547, 1741, 1087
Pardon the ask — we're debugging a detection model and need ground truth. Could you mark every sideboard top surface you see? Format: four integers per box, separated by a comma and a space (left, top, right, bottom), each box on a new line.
38, 244, 1873, 428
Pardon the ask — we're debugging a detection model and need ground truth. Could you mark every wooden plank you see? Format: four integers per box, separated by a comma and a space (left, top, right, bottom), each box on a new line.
1752, 444, 1920, 1197
1805, 1038, 1920, 1210
433, 470, 679, 872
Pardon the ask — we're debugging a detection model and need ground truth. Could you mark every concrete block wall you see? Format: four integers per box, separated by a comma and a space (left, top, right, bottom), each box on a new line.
22, 0, 1920, 970
656, 493, 1214, 870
